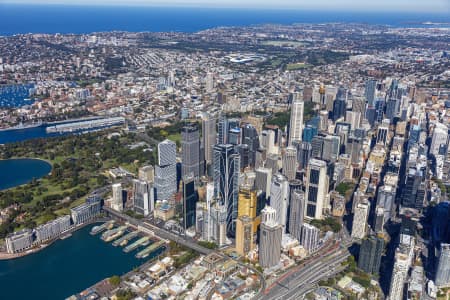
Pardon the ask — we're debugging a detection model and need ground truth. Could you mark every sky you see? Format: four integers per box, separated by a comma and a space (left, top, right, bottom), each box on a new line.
2, 0, 450, 13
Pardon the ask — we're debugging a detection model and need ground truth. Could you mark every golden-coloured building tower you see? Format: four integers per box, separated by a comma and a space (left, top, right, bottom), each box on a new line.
238, 186, 261, 233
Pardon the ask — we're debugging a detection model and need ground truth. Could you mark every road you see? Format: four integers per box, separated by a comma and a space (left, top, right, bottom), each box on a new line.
103, 206, 267, 296
261, 241, 350, 300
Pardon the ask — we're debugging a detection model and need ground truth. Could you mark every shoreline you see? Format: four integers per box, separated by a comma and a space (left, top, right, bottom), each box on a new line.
0, 218, 109, 261
0, 157, 53, 191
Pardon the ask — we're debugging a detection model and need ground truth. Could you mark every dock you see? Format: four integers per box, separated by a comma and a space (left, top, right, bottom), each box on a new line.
101, 226, 127, 242
90, 221, 115, 235
123, 236, 150, 253
112, 231, 139, 247
46, 117, 125, 133
135, 240, 165, 259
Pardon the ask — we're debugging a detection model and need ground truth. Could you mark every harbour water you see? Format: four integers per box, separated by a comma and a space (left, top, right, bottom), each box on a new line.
0, 4, 449, 36
0, 224, 160, 300
0, 158, 52, 190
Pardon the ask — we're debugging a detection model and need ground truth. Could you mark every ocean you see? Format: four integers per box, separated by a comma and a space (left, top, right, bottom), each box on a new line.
0, 4, 449, 36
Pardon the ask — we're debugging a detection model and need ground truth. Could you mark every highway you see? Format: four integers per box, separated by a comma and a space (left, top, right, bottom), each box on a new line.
260, 241, 350, 300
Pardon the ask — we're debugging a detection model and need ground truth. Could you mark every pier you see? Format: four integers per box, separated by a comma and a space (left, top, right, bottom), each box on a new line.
135, 240, 165, 259
123, 236, 150, 253
101, 226, 127, 242
90, 221, 115, 235
112, 231, 139, 247
46, 117, 125, 133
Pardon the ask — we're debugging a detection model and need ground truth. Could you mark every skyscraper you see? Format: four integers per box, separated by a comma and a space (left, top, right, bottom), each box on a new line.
235, 216, 254, 256
182, 174, 197, 231
288, 185, 305, 241
133, 179, 154, 216
289, 92, 304, 145
282, 146, 298, 181
202, 113, 216, 168
365, 79, 377, 106
436, 244, 450, 287
238, 186, 259, 233
430, 123, 449, 157
301, 223, 320, 253
213, 144, 240, 237
111, 183, 123, 212
270, 174, 289, 231
259, 206, 282, 268
155, 139, 177, 201
351, 200, 370, 239
298, 141, 312, 170
255, 167, 272, 197
182, 123, 200, 178
217, 114, 228, 145
389, 248, 410, 300
305, 159, 329, 220
242, 124, 260, 168
358, 235, 384, 274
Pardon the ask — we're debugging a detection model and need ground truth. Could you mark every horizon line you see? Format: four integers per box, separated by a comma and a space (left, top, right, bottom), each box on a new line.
1, 1, 449, 14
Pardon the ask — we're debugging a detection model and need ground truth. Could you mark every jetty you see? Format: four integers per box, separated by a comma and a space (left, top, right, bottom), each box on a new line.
101, 226, 127, 242
123, 236, 150, 253
90, 221, 115, 235
135, 240, 165, 259
112, 231, 139, 247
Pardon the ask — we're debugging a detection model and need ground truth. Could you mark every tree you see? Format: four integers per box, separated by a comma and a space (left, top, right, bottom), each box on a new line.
109, 275, 121, 286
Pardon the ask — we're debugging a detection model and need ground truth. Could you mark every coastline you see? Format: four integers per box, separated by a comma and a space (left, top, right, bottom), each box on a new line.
0, 157, 53, 191
0, 218, 109, 261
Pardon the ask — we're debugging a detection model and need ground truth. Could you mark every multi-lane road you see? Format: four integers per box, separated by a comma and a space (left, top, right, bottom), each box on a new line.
260, 240, 350, 300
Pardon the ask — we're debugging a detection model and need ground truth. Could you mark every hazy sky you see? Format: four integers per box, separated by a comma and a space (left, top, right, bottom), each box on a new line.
3, 0, 449, 12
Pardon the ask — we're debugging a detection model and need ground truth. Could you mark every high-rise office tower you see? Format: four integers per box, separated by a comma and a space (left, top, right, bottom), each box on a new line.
431, 123, 449, 157
181, 123, 200, 178
202, 113, 216, 168
236, 144, 250, 169
345, 110, 362, 131
351, 200, 370, 239
155, 139, 177, 201
332, 93, 347, 121
210, 203, 228, 246
311, 135, 324, 159
302, 125, 318, 143
282, 146, 298, 181
270, 174, 289, 231
289, 92, 304, 145
266, 154, 280, 175
255, 167, 272, 197
352, 96, 366, 116
182, 174, 197, 231
436, 244, 450, 287
365, 79, 377, 106
261, 129, 276, 154
205, 72, 214, 93
259, 206, 282, 268
288, 183, 305, 241
305, 159, 329, 220
401, 168, 424, 209
385, 98, 398, 122
242, 124, 260, 168
376, 185, 396, 225
111, 183, 123, 212
235, 216, 254, 256
213, 144, 240, 237
301, 223, 320, 253
358, 235, 384, 274
238, 186, 259, 233
298, 141, 312, 170
218, 114, 228, 145
138, 165, 154, 183
322, 135, 340, 162
376, 125, 389, 145
389, 249, 410, 300
348, 136, 363, 164
132, 179, 153, 216
228, 127, 240, 145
